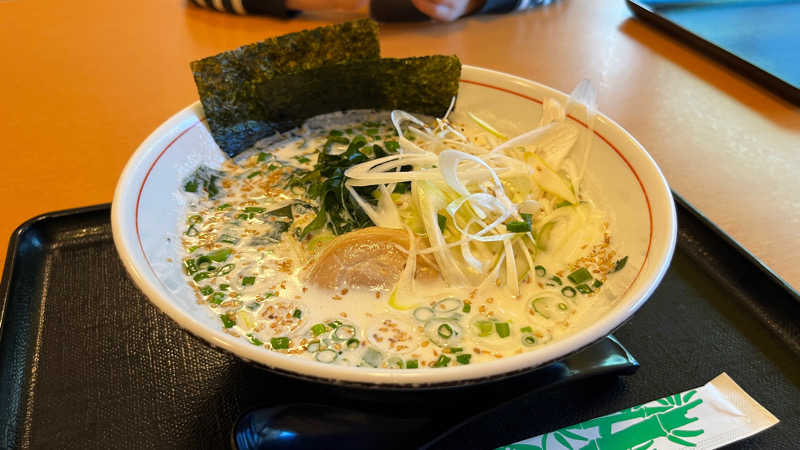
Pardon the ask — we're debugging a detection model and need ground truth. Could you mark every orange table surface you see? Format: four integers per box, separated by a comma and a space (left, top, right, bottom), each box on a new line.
1, 0, 799, 291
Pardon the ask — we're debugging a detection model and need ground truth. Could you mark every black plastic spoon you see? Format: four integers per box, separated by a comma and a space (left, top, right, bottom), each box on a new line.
232, 336, 638, 450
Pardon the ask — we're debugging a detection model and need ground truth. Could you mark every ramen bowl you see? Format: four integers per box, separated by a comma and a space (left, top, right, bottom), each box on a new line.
111, 65, 676, 387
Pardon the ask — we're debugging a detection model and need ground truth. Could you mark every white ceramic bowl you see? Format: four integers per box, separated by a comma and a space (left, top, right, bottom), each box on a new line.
112, 65, 676, 387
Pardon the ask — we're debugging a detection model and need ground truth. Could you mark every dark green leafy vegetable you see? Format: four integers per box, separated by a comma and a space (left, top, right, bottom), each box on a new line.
191, 19, 381, 157
183, 166, 222, 199
437, 213, 447, 232
611, 256, 629, 273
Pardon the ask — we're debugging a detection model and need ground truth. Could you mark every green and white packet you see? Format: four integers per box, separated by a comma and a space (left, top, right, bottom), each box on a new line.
498, 373, 779, 450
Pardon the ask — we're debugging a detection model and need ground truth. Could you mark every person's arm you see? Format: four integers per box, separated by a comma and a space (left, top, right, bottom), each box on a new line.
188, 0, 296, 16
372, 0, 542, 22
188, 0, 367, 16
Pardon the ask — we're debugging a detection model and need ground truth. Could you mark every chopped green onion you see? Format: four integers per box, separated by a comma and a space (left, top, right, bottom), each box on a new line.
384, 141, 400, 152
405, 359, 419, 369
217, 264, 235, 275
270, 337, 290, 349
193, 272, 210, 282
327, 320, 343, 329
247, 171, 261, 178
195, 255, 212, 268
294, 156, 311, 164
208, 248, 232, 262
568, 267, 592, 284
346, 338, 360, 349
437, 323, 454, 339
365, 128, 379, 136
306, 341, 320, 353
437, 213, 447, 232
311, 323, 328, 336
219, 284, 229, 291
434, 297, 462, 313
292, 309, 302, 319
462, 303, 471, 313
328, 129, 344, 137
611, 256, 629, 273
199, 286, 213, 296
333, 325, 356, 341
385, 356, 404, 369
242, 276, 256, 286
561, 286, 577, 297
184, 259, 199, 275
217, 203, 231, 210
521, 213, 533, 225
522, 335, 537, 346
506, 221, 532, 233
576, 284, 593, 294
520, 326, 533, 333
558, 302, 568, 311
449, 347, 463, 353
456, 354, 472, 365
315, 349, 338, 363
184, 224, 198, 236
593, 279, 604, 289
247, 334, 264, 346
551, 276, 562, 285
495, 322, 511, 338
188, 246, 200, 253
363, 348, 382, 367
266, 164, 279, 171
187, 215, 203, 224
209, 292, 225, 304
433, 355, 451, 368
476, 320, 494, 337
264, 291, 275, 299
184, 180, 199, 193
413, 307, 435, 322
257, 152, 269, 162
534, 265, 546, 277
220, 314, 235, 328
555, 200, 572, 208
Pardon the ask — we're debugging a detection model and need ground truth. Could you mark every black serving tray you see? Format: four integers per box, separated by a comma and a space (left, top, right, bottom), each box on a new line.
626, 0, 800, 105
1, 198, 799, 449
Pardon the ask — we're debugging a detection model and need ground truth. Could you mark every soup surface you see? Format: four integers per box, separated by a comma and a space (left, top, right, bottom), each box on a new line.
179, 106, 630, 369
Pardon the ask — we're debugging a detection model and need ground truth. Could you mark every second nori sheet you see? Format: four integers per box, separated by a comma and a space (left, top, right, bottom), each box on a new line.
190, 19, 381, 156
248, 55, 461, 141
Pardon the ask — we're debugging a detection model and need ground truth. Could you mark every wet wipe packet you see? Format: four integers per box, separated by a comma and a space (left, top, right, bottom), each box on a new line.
498, 373, 779, 450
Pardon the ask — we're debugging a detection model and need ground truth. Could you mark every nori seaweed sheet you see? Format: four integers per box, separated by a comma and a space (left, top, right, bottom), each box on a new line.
190, 19, 381, 156
250, 55, 461, 136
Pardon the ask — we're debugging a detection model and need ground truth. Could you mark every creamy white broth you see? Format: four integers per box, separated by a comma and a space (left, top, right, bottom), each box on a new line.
179, 110, 629, 369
